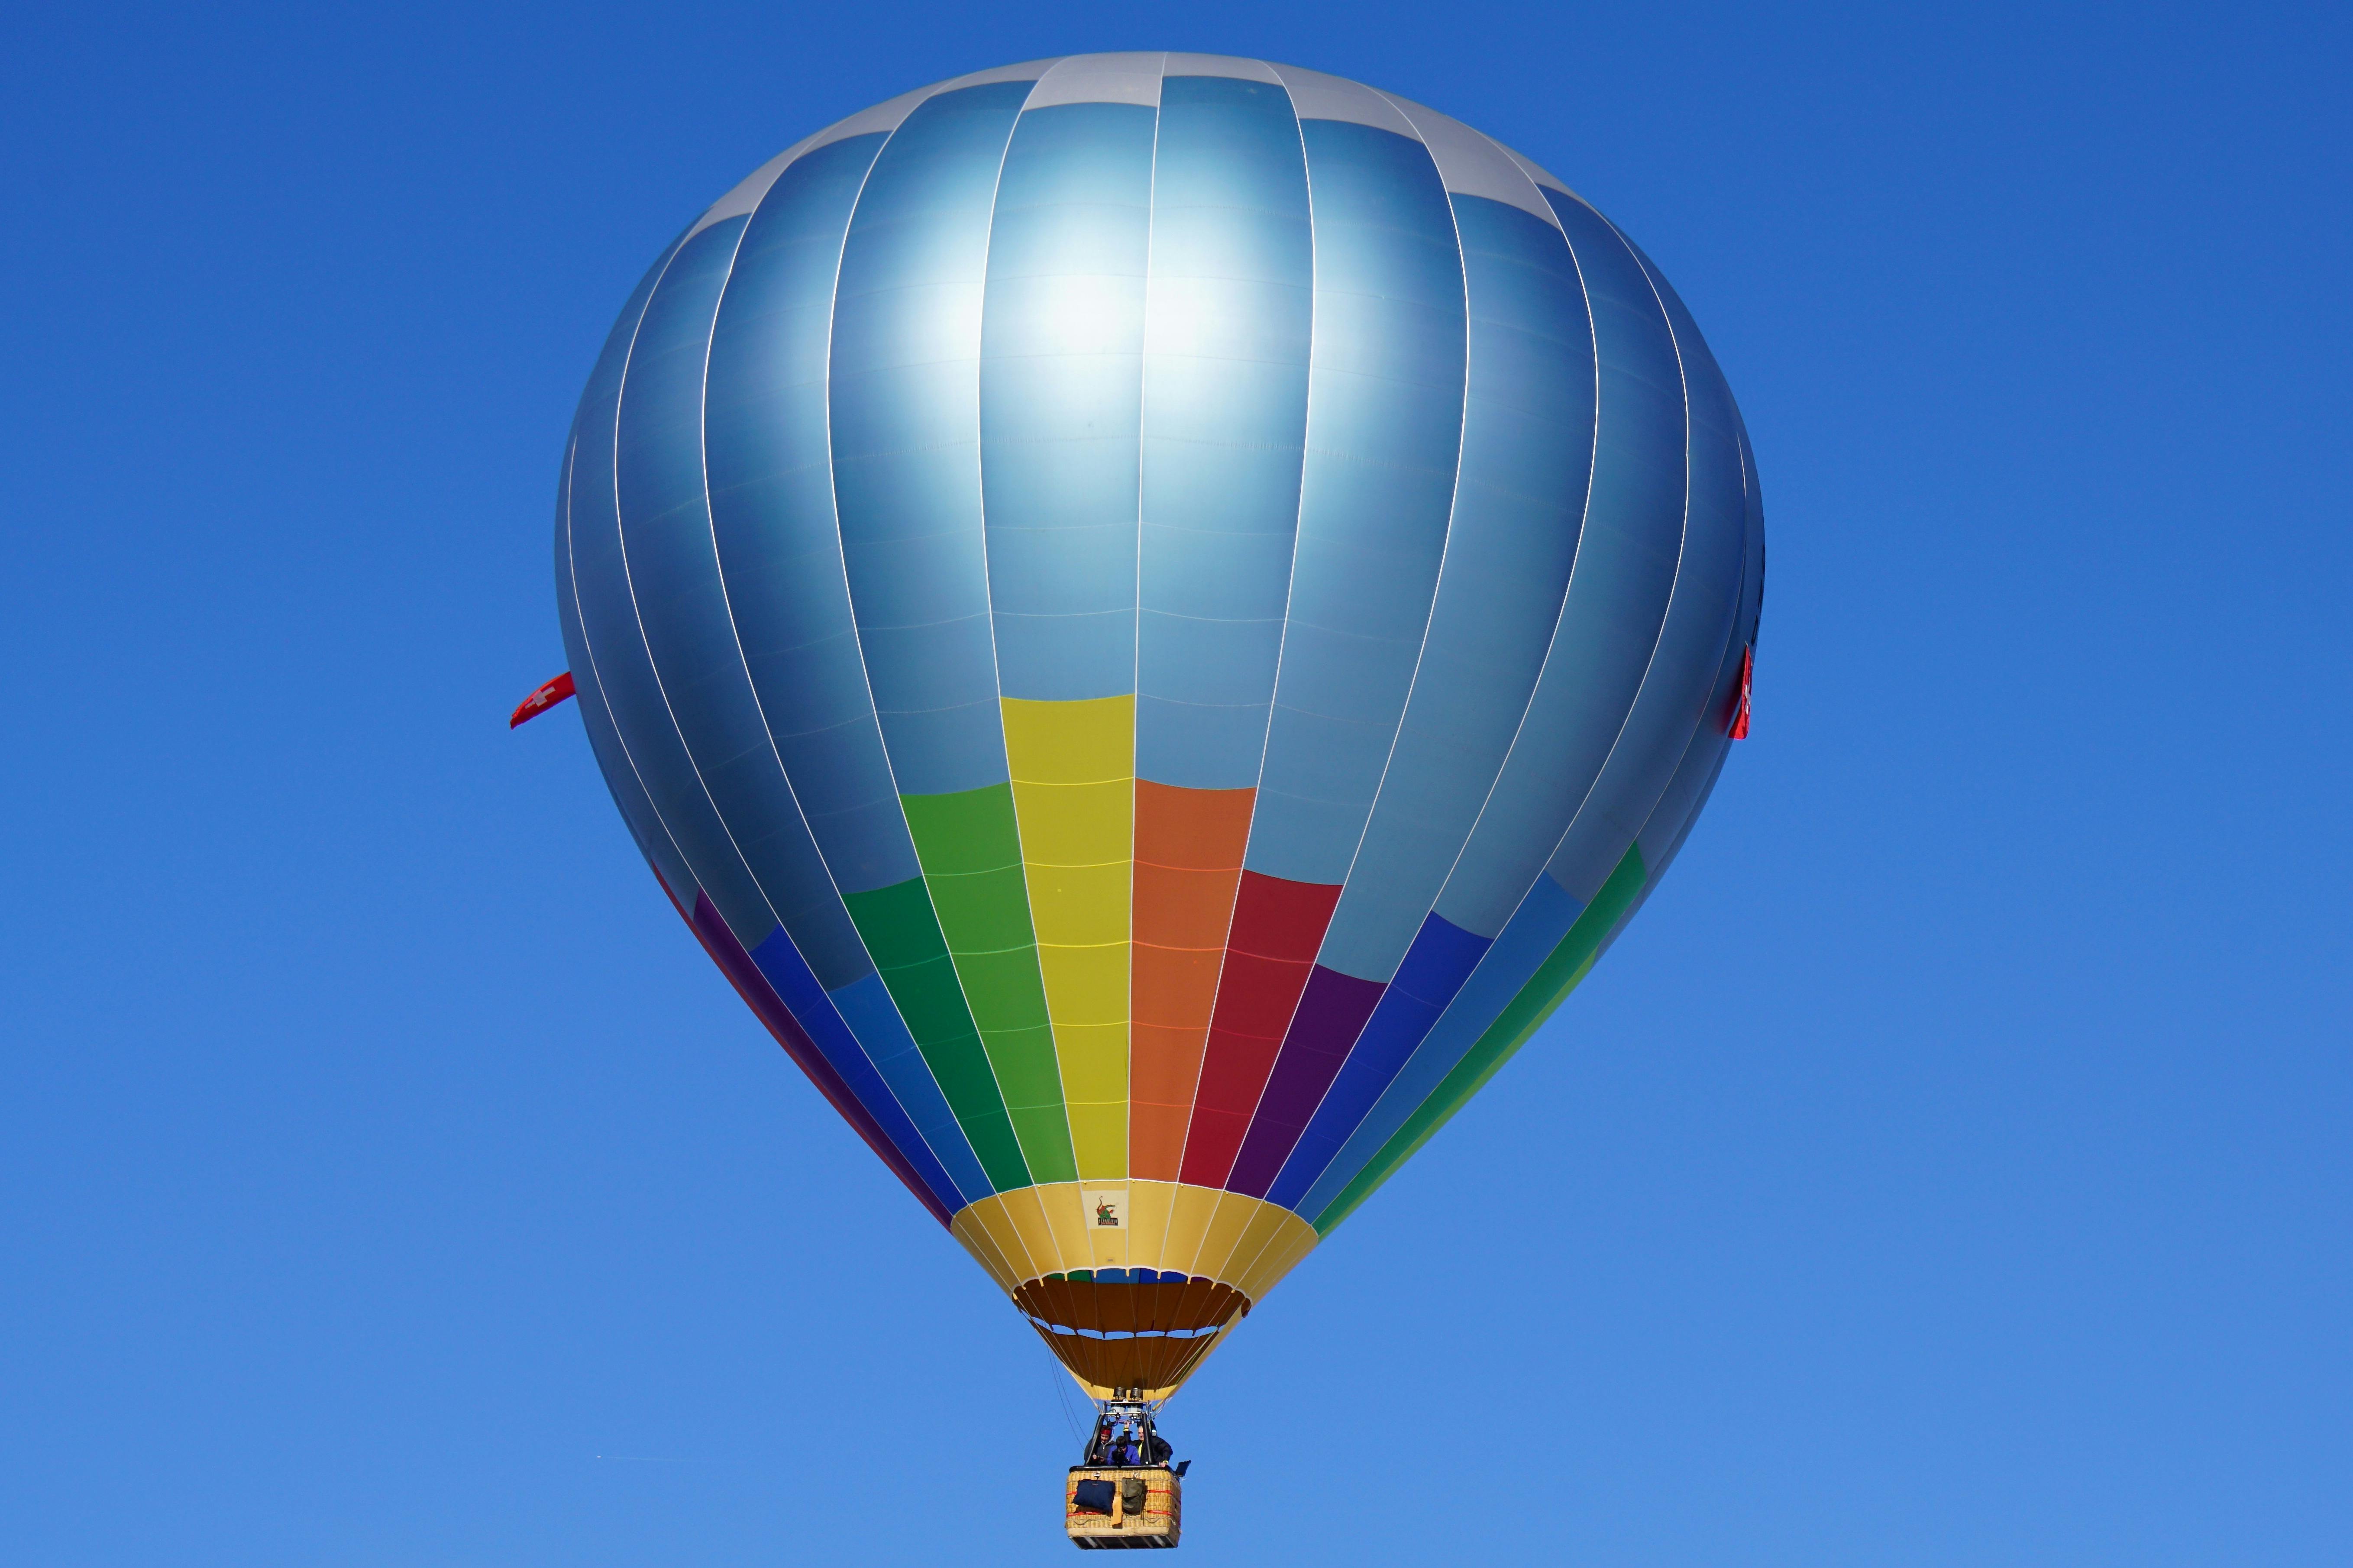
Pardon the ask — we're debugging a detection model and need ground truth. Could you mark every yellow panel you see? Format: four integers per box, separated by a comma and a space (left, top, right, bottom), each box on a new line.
969, 1196, 1043, 1284
950, 1211, 1020, 1293
1003, 696, 1138, 1184
1064, 1102, 1127, 1180
1037, 943, 1129, 1021
1003, 695, 1135, 781
1238, 1220, 1321, 1302
1161, 1183, 1223, 1277
1202, 1197, 1284, 1287
1127, 1179, 1175, 1270
1054, 1022, 1129, 1092
1191, 1193, 1260, 1285
1058, 1051, 1126, 1179
1036, 1181, 1091, 1270
1215, 1202, 1288, 1289
1225, 1205, 1308, 1297
1026, 859, 1131, 939
1002, 1187, 1068, 1278
1012, 784, 1134, 865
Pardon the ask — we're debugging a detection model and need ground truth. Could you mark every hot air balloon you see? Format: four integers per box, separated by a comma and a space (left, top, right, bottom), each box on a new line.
540, 52, 1762, 1547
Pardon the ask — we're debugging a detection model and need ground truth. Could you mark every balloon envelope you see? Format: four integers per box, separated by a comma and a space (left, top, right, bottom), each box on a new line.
555, 53, 1763, 1397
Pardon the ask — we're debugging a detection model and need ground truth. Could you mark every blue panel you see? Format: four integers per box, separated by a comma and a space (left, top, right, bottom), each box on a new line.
1431, 188, 1689, 939
1134, 74, 1312, 788
827, 970, 997, 1201
614, 215, 875, 990
564, 232, 779, 950
981, 101, 1155, 701
749, 926, 972, 1212
1264, 911, 1490, 1208
1622, 630, 1740, 890
829, 83, 1035, 796
559, 242, 699, 905
1622, 450, 1762, 883
1290, 874, 1583, 1220
1313, 194, 1595, 980
1244, 119, 1465, 883
705, 134, 926, 899
1543, 232, 1750, 905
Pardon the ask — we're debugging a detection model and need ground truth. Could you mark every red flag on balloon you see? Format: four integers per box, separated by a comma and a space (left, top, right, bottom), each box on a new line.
1729, 646, 1753, 740
510, 671, 576, 728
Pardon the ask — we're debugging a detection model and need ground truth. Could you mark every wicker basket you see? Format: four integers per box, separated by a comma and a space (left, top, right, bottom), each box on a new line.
1064, 1465, 1182, 1549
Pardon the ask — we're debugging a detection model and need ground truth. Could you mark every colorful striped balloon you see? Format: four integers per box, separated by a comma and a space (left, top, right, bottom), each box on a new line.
555, 53, 1764, 1398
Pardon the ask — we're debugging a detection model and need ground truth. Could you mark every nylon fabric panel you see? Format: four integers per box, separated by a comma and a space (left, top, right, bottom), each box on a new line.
556, 238, 699, 900
1624, 465, 1762, 882
1181, 116, 1465, 1190
1542, 230, 1748, 905
695, 135, 999, 1199
686, 895, 955, 1224
1241, 118, 1466, 888
1222, 963, 1384, 1196
1288, 871, 1584, 1219
899, 786, 1076, 1183
1312, 195, 1593, 977
1003, 697, 1135, 1179
1128, 782, 1253, 1180
828, 81, 1032, 798
980, 101, 1153, 702
705, 134, 924, 899
825, 969, 998, 1203
842, 875, 1031, 1190
614, 216, 877, 993
1311, 844, 1648, 1232
1134, 75, 1311, 789
1227, 192, 1595, 1192
1263, 910, 1490, 1208
1277, 201, 1751, 1223
1431, 188, 1688, 940
559, 443, 696, 908
559, 242, 703, 908
1298, 588, 1747, 1221
744, 922, 970, 1216
1177, 872, 1341, 1187
599, 207, 986, 1209
566, 238, 781, 950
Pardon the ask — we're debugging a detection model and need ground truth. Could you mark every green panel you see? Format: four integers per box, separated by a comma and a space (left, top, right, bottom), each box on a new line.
841, 876, 1030, 1190
953, 946, 1055, 1022
926, 864, 1039, 949
900, 784, 1024, 872
1311, 846, 1651, 1235
900, 785, 1076, 1183
983, 1023, 1063, 1105
845, 874, 955, 966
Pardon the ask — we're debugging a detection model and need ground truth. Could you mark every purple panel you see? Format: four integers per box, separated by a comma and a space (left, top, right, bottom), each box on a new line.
1264, 911, 1492, 1209
688, 892, 954, 1226
1223, 965, 1387, 1197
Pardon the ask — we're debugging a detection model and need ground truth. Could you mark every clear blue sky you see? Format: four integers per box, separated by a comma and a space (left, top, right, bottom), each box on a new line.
4, 3, 2346, 1563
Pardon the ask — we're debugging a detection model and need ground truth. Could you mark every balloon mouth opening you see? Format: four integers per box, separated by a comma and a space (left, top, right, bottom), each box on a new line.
1015, 1277, 1250, 1395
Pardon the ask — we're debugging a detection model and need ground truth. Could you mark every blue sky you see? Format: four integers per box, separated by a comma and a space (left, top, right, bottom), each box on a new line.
3, 3, 2347, 1563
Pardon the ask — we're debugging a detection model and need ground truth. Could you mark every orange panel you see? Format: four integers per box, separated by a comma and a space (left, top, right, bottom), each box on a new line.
1134, 863, 1245, 949
1134, 782, 1255, 869
1130, 937, 1225, 1023
1129, 783, 1255, 1182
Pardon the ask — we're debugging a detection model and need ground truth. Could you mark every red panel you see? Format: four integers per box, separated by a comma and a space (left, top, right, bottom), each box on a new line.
1176, 871, 1341, 1188
1129, 782, 1254, 1182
